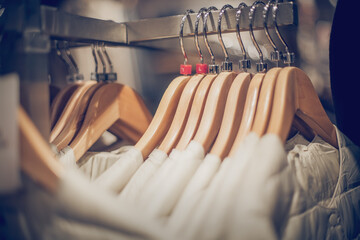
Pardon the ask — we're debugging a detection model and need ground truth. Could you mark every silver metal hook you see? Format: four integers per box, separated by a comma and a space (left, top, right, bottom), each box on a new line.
63, 41, 79, 75
236, 2, 251, 71
100, 42, 117, 82
91, 44, 98, 78
218, 4, 233, 63
194, 7, 208, 64
96, 43, 106, 74
203, 6, 219, 74
273, 0, 294, 66
179, 9, 195, 66
249, 1, 267, 72
263, 0, 282, 66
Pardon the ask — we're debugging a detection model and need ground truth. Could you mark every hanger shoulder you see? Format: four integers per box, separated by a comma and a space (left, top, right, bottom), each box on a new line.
251, 67, 282, 137
19, 107, 63, 193
267, 67, 338, 147
210, 72, 251, 159
135, 75, 190, 159
158, 74, 204, 154
70, 83, 152, 160
193, 72, 237, 152
50, 83, 81, 129
176, 74, 217, 151
51, 83, 105, 151
228, 72, 265, 157
49, 81, 97, 142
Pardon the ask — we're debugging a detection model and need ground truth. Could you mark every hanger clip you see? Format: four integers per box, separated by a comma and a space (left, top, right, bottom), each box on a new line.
209, 64, 219, 74
256, 62, 267, 73
239, 59, 251, 71
282, 52, 295, 65
221, 60, 233, 72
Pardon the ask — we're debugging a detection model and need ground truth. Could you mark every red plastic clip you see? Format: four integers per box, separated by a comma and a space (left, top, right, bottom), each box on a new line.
196, 63, 209, 74
180, 64, 192, 75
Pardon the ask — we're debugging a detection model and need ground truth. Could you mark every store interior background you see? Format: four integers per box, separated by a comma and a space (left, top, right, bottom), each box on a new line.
42, 0, 337, 122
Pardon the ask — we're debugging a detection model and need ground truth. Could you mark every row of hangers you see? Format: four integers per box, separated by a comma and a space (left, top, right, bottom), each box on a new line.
20, 0, 338, 193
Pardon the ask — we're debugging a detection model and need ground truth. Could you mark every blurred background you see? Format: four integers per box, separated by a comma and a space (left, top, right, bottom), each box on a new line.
43, 0, 337, 121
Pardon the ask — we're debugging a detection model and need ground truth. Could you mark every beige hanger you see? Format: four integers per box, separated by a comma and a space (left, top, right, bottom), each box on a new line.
51, 82, 105, 151
193, 71, 237, 152
19, 107, 64, 193
69, 83, 153, 161
266, 67, 338, 148
210, 72, 251, 159
49, 80, 97, 142
210, 4, 253, 159
134, 76, 190, 159
175, 7, 218, 151
50, 83, 81, 129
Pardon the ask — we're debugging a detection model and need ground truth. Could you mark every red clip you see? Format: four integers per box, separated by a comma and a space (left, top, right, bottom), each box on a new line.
180, 64, 192, 75
196, 63, 209, 74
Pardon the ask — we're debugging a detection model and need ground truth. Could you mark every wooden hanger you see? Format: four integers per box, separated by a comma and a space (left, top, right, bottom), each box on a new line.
50, 83, 81, 129
51, 82, 105, 151
157, 74, 205, 154
69, 82, 154, 161
250, 67, 282, 137
19, 107, 64, 193
175, 74, 217, 150
210, 72, 251, 159
266, 67, 338, 147
192, 72, 237, 152
50, 80, 97, 142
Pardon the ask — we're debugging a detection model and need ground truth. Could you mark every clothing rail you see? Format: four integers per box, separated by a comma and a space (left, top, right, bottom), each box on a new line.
4, 2, 297, 47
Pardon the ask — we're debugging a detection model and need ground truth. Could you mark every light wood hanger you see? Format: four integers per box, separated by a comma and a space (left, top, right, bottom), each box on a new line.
175, 7, 218, 151
51, 82, 105, 151
157, 74, 204, 154
175, 74, 216, 150
193, 71, 237, 152
210, 4, 252, 159
210, 72, 251, 159
69, 82, 153, 161
50, 83, 81, 129
251, 67, 282, 136
228, 1, 269, 157
49, 80, 97, 142
266, 67, 338, 148
19, 107, 64, 193
134, 76, 190, 159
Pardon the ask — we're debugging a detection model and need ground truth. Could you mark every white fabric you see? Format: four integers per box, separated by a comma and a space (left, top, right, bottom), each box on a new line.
94, 146, 143, 194
0, 169, 163, 240
140, 141, 204, 220
166, 153, 221, 235
118, 148, 168, 203
178, 133, 260, 240
57, 146, 77, 169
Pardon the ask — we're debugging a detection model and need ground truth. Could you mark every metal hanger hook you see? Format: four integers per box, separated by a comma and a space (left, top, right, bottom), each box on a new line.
273, 0, 295, 66
194, 7, 208, 64
249, 1, 267, 72
263, 0, 282, 66
63, 41, 79, 75
179, 9, 195, 65
203, 6, 218, 66
218, 4, 234, 63
236, 2, 251, 71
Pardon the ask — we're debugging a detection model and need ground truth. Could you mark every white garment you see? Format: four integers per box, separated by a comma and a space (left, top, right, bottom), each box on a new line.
178, 133, 260, 240
118, 148, 168, 203
140, 141, 204, 220
166, 153, 221, 235
94, 146, 143, 193
0, 169, 163, 240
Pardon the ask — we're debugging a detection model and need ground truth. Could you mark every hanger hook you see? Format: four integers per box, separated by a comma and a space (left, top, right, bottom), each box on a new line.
96, 43, 106, 75
63, 41, 79, 75
236, 2, 251, 71
249, 1, 267, 72
194, 7, 209, 74
179, 9, 194, 75
218, 4, 234, 71
55, 41, 71, 74
195, 7, 207, 64
273, 0, 295, 66
203, 6, 219, 74
91, 44, 98, 80
100, 43, 117, 82
263, 0, 282, 66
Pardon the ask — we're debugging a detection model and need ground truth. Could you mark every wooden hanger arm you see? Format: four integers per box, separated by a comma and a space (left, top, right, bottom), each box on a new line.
175, 74, 217, 151
266, 67, 338, 148
19, 107, 63, 193
135, 76, 190, 159
158, 74, 204, 154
